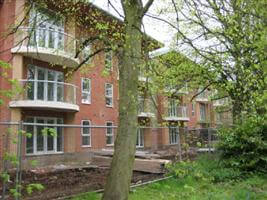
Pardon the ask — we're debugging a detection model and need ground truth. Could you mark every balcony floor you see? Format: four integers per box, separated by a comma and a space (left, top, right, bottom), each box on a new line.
9, 100, 79, 112
11, 46, 79, 68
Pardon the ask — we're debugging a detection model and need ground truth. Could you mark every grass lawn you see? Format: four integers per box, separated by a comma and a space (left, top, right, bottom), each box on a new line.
71, 175, 267, 200
71, 155, 267, 200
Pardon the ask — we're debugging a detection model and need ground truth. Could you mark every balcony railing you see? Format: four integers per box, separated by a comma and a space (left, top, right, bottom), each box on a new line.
138, 98, 154, 117
9, 79, 79, 111
196, 90, 209, 102
168, 106, 189, 119
11, 27, 78, 67
213, 98, 228, 106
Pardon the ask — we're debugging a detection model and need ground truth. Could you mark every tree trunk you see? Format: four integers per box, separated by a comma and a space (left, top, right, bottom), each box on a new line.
102, 1, 144, 200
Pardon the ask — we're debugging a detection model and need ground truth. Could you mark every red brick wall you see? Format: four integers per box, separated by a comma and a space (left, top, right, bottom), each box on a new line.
0, 0, 16, 168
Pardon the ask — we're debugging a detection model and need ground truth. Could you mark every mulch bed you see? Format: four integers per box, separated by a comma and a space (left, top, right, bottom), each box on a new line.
0, 167, 165, 200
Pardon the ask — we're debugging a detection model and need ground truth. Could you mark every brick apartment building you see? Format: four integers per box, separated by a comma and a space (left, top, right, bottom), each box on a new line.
0, 0, 231, 168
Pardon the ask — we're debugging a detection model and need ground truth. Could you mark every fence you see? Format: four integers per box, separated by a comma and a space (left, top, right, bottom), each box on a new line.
0, 121, 218, 199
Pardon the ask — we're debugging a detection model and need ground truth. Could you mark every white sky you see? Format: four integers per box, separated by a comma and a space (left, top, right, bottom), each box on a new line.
90, 0, 176, 45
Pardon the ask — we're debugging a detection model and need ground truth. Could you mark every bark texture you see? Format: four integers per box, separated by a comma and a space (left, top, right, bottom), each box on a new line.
102, 1, 151, 200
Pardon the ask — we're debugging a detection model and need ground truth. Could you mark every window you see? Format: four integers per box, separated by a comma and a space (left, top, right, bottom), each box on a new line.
81, 120, 91, 147
105, 83, 113, 107
200, 104, 206, 121
136, 128, 144, 148
106, 122, 114, 146
105, 51, 112, 71
29, 9, 64, 50
81, 78, 91, 104
81, 39, 92, 64
192, 103, 195, 116
168, 99, 177, 117
25, 117, 63, 155
27, 65, 64, 102
169, 127, 179, 144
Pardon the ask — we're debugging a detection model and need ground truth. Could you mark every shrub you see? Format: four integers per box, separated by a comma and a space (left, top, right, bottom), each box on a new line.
166, 154, 242, 183
217, 115, 267, 172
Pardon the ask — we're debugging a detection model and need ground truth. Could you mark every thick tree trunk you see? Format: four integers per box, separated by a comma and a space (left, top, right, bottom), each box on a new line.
102, 2, 143, 200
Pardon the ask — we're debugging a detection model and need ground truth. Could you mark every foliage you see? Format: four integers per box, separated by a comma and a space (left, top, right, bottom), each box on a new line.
166, 154, 242, 183
163, 0, 267, 119
147, 51, 212, 97
26, 183, 45, 195
217, 115, 267, 172
71, 155, 267, 200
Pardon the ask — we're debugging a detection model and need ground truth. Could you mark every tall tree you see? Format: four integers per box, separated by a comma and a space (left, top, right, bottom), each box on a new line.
152, 0, 266, 120
102, 1, 154, 199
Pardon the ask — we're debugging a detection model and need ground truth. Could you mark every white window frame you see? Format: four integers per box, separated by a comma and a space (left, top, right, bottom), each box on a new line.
25, 116, 64, 155
105, 51, 113, 71
169, 127, 179, 145
81, 120, 91, 147
106, 121, 114, 146
136, 128, 144, 148
200, 104, 206, 121
105, 83, 113, 107
81, 78, 91, 104
168, 99, 177, 117
27, 65, 64, 102
29, 9, 65, 50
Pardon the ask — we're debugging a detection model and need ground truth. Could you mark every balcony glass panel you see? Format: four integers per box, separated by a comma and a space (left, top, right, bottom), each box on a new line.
13, 65, 77, 107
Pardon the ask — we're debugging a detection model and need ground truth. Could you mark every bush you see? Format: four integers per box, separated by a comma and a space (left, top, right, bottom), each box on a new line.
217, 115, 267, 172
166, 154, 242, 183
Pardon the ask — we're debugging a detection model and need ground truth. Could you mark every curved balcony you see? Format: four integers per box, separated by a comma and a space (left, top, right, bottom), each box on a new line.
164, 106, 189, 121
9, 79, 79, 112
11, 27, 79, 68
138, 98, 155, 118
196, 91, 209, 102
213, 98, 229, 107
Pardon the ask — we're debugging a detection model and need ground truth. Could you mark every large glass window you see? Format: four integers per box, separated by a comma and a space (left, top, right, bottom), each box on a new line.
27, 65, 64, 102
200, 104, 206, 121
29, 9, 64, 50
106, 122, 114, 146
81, 78, 91, 104
25, 117, 63, 155
169, 127, 179, 144
136, 128, 144, 148
105, 83, 113, 107
168, 99, 177, 117
81, 120, 91, 146
105, 51, 112, 71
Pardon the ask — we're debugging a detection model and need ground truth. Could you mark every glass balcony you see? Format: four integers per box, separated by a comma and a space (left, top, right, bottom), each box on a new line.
11, 27, 79, 67
166, 105, 189, 121
213, 98, 228, 106
138, 98, 154, 118
9, 79, 79, 112
196, 90, 209, 102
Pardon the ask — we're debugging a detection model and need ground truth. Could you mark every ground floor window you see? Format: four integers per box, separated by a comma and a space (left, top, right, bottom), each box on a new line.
169, 127, 179, 144
25, 117, 63, 155
136, 128, 144, 148
106, 122, 114, 146
81, 120, 91, 147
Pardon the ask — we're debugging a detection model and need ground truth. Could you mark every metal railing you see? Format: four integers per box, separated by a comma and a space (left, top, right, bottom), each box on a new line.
196, 90, 209, 100
0, 121, 218, 200
12, 79, 77, 105
138, 98, 153, 114
168, 106, 188, 118
14, 27, 77, 57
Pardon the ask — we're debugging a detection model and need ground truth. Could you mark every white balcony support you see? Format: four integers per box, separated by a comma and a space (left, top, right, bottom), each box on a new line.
11, 27, 79, 68
9, 79, 79, 112
165, 106, 189, 121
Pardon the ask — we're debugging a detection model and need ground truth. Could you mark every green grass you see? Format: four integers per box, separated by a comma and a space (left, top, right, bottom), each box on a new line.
71, 155, 267, 200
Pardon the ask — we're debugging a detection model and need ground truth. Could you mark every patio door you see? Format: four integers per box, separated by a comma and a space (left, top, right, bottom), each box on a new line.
136, 128, 144, 148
